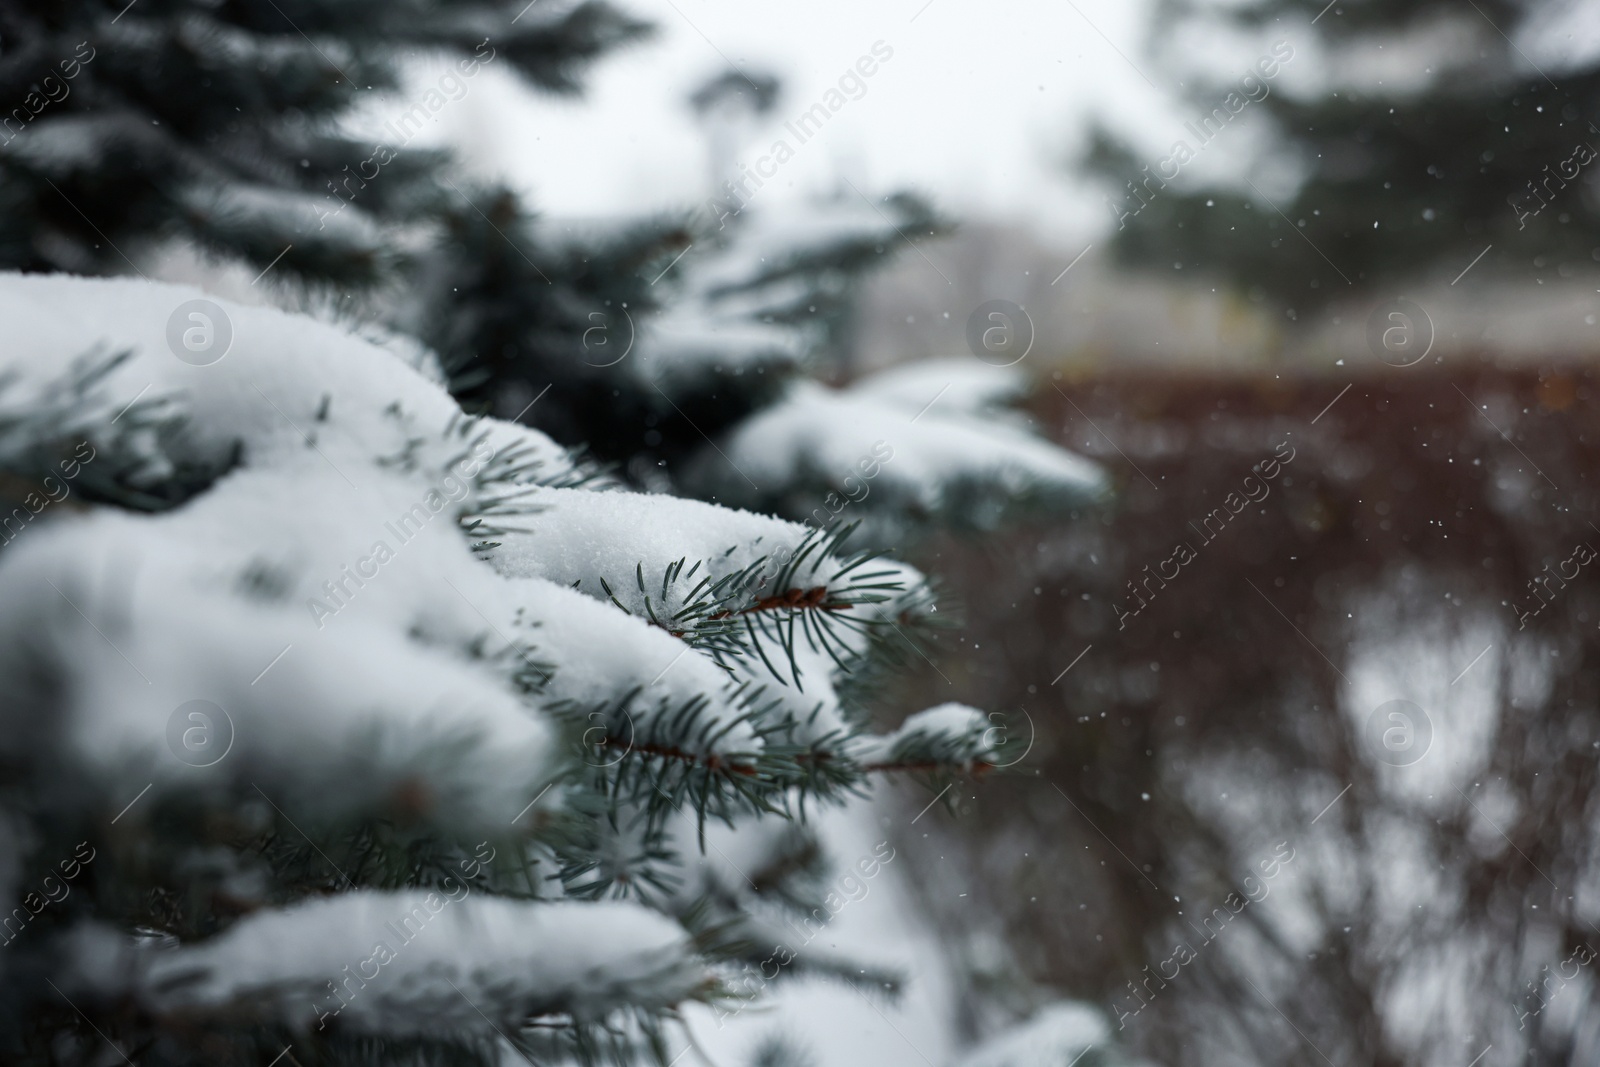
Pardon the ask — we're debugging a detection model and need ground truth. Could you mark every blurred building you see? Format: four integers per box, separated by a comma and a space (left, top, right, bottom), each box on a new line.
857, 219, 1600, 374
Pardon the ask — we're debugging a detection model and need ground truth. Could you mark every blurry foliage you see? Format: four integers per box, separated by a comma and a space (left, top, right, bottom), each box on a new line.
894, 364, 1600, 1067
0, 0, 651, 283
1087, 0, 1600, 311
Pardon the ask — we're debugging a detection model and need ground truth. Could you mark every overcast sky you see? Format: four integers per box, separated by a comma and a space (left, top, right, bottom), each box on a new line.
409, 0, 1179, 244
369, 0, 1600, 251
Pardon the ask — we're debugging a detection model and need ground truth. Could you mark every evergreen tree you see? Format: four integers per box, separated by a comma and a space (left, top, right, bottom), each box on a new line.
0, 0, 650, 283
0, 2, 1106, 530
1088, 0, 1600, 309
0, 3, 1114, 1066
0, 271, 1006, 1066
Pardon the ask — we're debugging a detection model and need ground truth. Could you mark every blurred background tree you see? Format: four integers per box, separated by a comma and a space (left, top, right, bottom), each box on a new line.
871, 3, 1600, 1062
1086, 0, 1600, 313
894, 365, 1600, 1067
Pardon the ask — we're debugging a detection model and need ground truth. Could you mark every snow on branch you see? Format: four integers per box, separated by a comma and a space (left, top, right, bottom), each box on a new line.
481, 490, 917, 673
139, 892, 713, 1035
685, 382, 1109, 542
0, 345, 195, 510
848, 703, 1000, 773
629, 304, 802, 397
953, 1002, 1113, 1067
0, 272, 1028, 1066
849, 357, 1032, 417
0, 483, 564, 833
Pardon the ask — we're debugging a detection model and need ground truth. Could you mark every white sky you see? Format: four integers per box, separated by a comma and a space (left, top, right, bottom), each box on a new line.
371, 0, 1600, 250
422, 0, 1180, 242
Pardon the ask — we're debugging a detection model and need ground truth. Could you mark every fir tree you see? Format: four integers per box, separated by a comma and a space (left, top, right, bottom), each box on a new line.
0, 3, 1106, 533
0, 272, 1007, 1065
0, 4, 1113, 1065
1088, 0, 1600, 309
0, 0, 650, 283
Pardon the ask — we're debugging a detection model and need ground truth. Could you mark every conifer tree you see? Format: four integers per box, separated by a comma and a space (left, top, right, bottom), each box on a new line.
1088, 0, 1600, 309
0, 4, 1110, 1065
0, 270, 1018, 1065
0, 0, 650, 283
